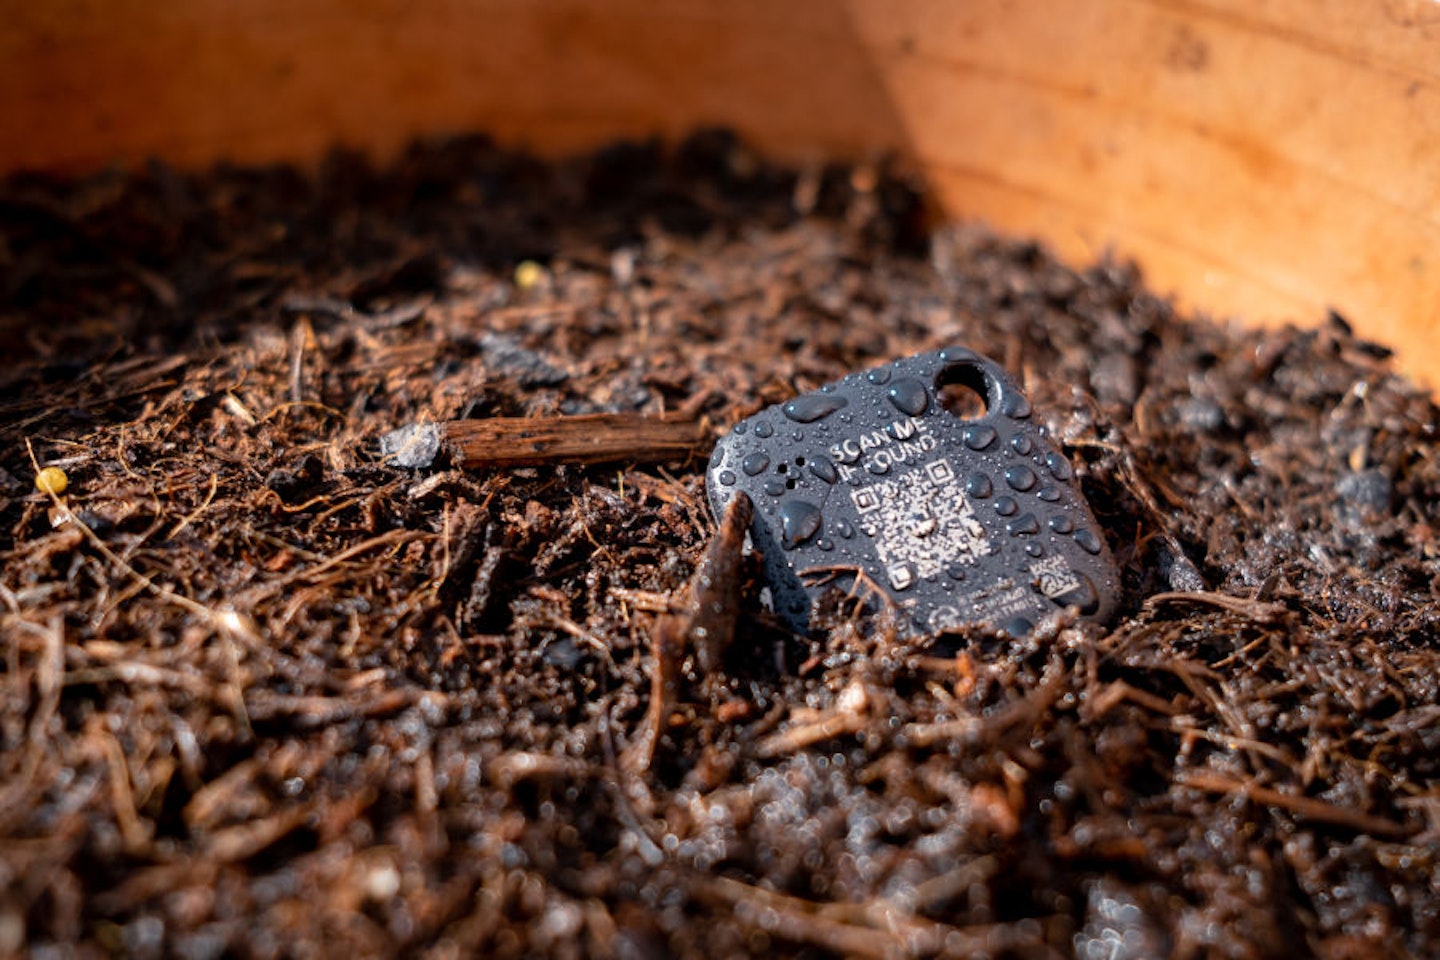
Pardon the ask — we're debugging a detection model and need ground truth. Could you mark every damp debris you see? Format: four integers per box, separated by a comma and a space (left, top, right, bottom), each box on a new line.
1, 132, 1438, 958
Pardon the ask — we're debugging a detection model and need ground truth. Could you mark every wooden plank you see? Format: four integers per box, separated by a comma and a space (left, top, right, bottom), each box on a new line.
0, 1, 906, 173
850, 0, 1440, 383
4, 0, 1440, 384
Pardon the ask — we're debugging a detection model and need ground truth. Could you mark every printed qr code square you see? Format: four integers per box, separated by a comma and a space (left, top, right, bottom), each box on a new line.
1030, 556, 1081, 598
856, 461, 989, 580
852, 488, 881, 514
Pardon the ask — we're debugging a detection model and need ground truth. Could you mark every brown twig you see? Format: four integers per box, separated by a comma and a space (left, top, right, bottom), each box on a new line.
902, 653, 1067, 749
1145, 591, 1291, 623
691, 491, 752, 673
622, 605, 687, 776
622, 492, 752, 773
1178, 770, 1415, 839
695, 875, 1053, 959
381, 414, 711, 470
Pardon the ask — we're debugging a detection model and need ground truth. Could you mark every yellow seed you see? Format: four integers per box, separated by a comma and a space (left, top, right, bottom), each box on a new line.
513, 260, 547, 291
35, 466, 69, 496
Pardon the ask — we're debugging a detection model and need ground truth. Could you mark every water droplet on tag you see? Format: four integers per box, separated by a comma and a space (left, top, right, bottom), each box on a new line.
1045, 451, 1073, 480
763, 480, 786, 497
777, 500, 822, 547
1006, 513, 1039, 536
783, 394, 849, 423
1000, 391, 1032, 419
938, 346, 979, 363
834, 519, 854, 539
866, 367, 892, 385
1001, 616, 1034, 638
1074, 528, 1103, 555
717, 470, 736, 486
995, 496, 1018, 517
754, 422, 774, 438
742, 453, 770, 476
1011, 434, 1033, 455
1049, 514, 1074, 534
886, 378, 929, 416
1037, 486, 1060, 502
963, 425, 997, 450
809, 456, 838, 483
967, 473, 993, 498
1053, 573, 1100, 614
1005, 465, 1038, 491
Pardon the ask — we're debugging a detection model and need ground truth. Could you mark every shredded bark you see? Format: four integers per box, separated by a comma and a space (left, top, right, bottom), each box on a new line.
2, 131, 1438, 958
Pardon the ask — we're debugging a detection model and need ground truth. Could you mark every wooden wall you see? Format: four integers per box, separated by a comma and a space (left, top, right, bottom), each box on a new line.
5, 1, 1439, 385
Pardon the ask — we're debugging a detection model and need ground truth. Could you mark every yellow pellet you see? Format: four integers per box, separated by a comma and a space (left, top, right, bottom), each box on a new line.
513, 260, 547, 290
35, 466, 69, 496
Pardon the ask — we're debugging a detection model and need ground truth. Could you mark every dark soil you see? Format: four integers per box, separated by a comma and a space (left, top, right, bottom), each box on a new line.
2, 133, 1437, 959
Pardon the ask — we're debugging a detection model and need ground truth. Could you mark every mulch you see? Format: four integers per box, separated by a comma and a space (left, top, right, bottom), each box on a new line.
2, 132, 1437, 958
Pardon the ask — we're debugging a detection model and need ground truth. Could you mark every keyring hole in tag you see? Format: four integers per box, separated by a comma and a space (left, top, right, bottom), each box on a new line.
936, 361, 995, 421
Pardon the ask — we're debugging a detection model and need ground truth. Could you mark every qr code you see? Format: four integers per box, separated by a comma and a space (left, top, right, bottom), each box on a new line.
1030, 555, 1081, 598
851, 458, 989, 582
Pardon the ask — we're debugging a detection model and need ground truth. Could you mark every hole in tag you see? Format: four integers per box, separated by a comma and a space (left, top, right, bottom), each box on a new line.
936, 361, 994, 421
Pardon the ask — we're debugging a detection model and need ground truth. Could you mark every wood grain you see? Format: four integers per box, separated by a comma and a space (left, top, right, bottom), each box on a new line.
442, 415, 710, 469
4, 0, 1440, 384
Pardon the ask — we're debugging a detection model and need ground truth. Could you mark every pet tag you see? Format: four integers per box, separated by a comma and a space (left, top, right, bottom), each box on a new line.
706, 347, 1120, 638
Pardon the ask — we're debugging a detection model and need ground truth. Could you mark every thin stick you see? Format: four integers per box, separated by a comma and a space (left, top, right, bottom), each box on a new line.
445, 414, 709, 467
380, 414, 711, 469
1179, 770, 1415, 839
1145, 591, 1290, 622
691, 491, 751, 673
